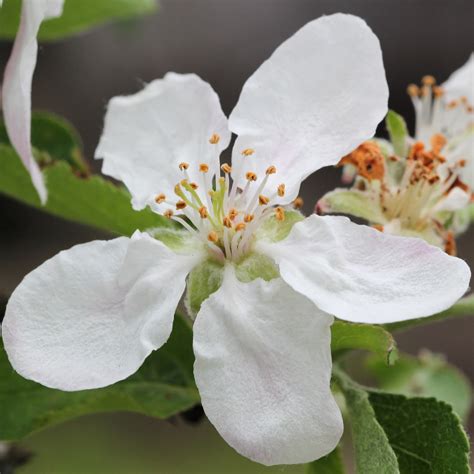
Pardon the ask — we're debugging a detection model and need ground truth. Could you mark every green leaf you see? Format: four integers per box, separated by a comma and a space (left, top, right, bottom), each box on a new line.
0, 143, 172, 236
0, 315, 199, 440
335, 369, 471, 474
0, 0, 157, 41
331, 321, 398, 364
385, 295, 474, 332
306, 447, 345, 474
366, 351, 472, 421
335, 369, 399, 474
369, 392, 470, 473
386, 110, 409, 157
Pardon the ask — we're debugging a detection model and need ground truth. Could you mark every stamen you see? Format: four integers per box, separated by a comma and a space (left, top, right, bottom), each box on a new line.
258, 194, 270, 205
155, 193, 166, 204
229, 208, 238, 220
179, 162, 189, 170
176, 200, 187, 210
433, 86, 444, 97
241, 148, 255, 156
235, 222, 246, 232
221, 163, 232, 174
164, 209, 174, 219
407, 84, 420, 97
266, 165, 277, 175
199, 163, 209, 173
430, 133, 447, 155
208, 231, 219, 243
422, 75, 436, 86
277, 183, 286, 197
190, 182, 199, 190
293, 197, 304, 209
275, 207, 285, 221
246, 171, 257, 181
199, 206, 208, 218
209, 133, 220, 144
244, 214, 254, 223
223, 216, 233, 228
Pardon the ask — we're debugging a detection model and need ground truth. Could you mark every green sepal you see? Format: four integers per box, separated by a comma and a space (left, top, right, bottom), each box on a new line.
151, 227, 201, 253
256, 210, 304, 242
386, 110, 409, 157
234, 252, 279, 283
317, 188, 386, 224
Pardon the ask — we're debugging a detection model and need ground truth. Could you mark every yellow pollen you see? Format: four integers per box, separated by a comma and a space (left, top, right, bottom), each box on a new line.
235, 223, 247, 232
422, 75, 436, 86
223, 216, 233, 228
208, 231, 219, 243
176, 200, 187, 210
277, 183, 286, 197
241, 148, 255, 156
259, 194, 270, 206
229, 208, 238, 220
433, 86, 444, 97
209, 133, 220, 144
190, 182, 199, 190
293, 197, 304, 209
199, 206, 208, 218
430, 133, 447, 155
246, 171, 258, 181
221, 163, 232, 174
266, 165, 277, 175
164, 209, 174, 219
199, 163, 210, 173
155, 193, 166, 204
275, 207, 285, 221
174, 184, 182, 194
179, 162, 189, 170
180, 179, 189, 186
407, 84, 420, 97
244, 214, 254, 223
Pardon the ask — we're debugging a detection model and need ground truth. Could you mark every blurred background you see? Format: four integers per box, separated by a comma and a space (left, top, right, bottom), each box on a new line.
1, 0, 473, 472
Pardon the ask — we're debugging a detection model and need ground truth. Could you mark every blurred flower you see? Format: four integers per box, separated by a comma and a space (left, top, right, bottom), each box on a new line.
1, 0, 64, 203
3, 14, 471, 466
318, 55, 474, 253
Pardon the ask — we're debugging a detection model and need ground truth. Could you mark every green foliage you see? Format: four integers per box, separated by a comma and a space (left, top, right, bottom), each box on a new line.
317, 188, 385, 224
366, 351, 472, 421
306, 447, 345, 473
0, 315, 199, 440
331, 321, 397, 364
386, 110, 409, 157
0, 111, 172, 236
385, 295, 474, 332
335, 369, 471, 474
0, 0, 157, 41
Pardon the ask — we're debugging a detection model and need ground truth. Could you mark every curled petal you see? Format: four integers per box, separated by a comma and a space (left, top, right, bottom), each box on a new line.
229, 13, 388, 204
2, 233, 201, 391
193, 268, 342, 465
95, 73, 230, 211
1, 0, 64, 203
257, 215, 471, 323
442, 53, 474, 104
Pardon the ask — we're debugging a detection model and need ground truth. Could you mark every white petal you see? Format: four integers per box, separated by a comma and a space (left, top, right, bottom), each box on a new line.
442, 53, 474, 104
95, 73, 230, 211
256, 215, 471, 324
1, 0, 64, 204
228, 13, 388, 204
2, 233, 201, 391
434, 186, 471, 213
193, 268, 343, 466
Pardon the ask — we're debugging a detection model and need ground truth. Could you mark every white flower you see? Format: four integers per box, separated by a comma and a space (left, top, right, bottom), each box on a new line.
1, 0, 64, 203
3, 14, 471, 466
319, 56, 474, 251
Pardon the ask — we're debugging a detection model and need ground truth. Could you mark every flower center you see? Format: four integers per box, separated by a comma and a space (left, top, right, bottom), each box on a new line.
154, 134, 295, 262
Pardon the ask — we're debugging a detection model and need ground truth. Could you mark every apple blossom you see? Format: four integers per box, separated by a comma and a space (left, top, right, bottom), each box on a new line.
2, 14, 471, 466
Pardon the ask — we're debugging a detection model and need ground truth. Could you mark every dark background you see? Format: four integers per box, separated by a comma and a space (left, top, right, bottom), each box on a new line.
1, 1, 473, 472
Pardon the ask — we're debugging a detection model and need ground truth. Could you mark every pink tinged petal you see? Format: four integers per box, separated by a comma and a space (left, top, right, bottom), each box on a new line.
256, 215, 471, 324
193, 268, 343, 466
95, 73, 230, 211
1, 0, 64, 204
442, 53, 474, 104
228, 13, 388, 204
2, 233, 201, 391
